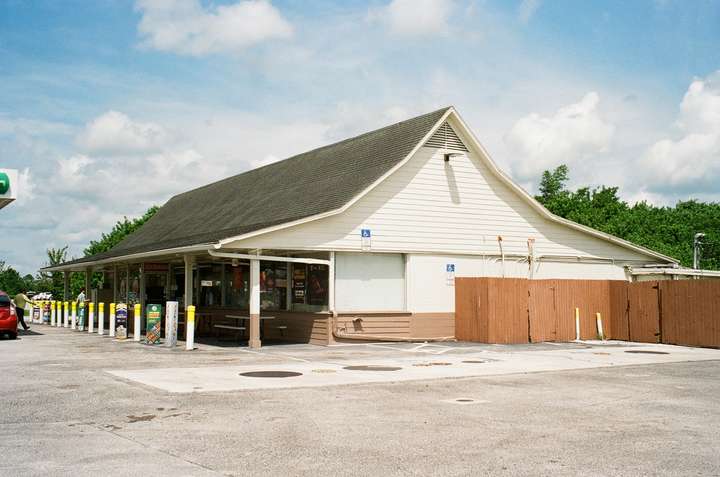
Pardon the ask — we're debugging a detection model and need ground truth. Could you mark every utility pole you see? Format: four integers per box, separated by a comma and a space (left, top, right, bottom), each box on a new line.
693, 233, 706, 270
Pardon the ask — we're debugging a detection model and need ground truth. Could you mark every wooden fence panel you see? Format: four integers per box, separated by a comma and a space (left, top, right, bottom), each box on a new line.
487, 278, 529, 344
628, 281, 660, 343
608, 281, 630, 341
528, 280, 557, 342
660, 280, 720, 348
455, 278, 488, 342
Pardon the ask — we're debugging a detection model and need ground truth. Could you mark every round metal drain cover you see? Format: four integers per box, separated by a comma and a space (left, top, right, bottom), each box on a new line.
462, 360, 487, 364
455, 398, 474, 403
343, 365, 402, 372
240, 371, 303, 378
625, 350, 669, 355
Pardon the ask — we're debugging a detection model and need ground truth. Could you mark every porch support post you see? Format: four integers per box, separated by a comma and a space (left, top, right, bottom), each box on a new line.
63, 271, 69, 301
184, 255, 194, 308
328, 251, 336, 345
84, 268, 91, 293
112, 265, 118, 303
328, 252, 336, 316
139, 263, 146, 332
249, 258, 261, 349
125, 266, 130, 303
286, 263, 292, 311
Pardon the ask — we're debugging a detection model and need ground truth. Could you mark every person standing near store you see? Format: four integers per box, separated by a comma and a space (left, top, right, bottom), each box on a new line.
13, 289, 35, 331
76, 287, 87, 329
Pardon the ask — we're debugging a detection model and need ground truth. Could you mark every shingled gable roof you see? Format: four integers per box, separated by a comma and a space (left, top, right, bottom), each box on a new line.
53, 107, 452, 268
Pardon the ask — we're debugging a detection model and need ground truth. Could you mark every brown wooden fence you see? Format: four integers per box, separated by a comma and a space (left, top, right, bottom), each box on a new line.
455, 277, 720, 348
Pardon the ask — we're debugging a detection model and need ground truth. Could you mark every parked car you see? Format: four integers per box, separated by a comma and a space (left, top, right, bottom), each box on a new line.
0, 291, 18, 339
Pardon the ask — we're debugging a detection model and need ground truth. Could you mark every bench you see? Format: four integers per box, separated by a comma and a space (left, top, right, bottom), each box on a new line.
214, 324, 246, 341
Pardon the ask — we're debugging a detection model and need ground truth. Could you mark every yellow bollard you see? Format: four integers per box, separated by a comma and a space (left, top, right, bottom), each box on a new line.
98, 302, 105, 335
64, 301, 69, 328
133, 303, 141, 342
109, 303, 116, 337
88, 302, 95, 333
185, 305, 195, 351
596, 312, 605, 341
71, 302, 77, 330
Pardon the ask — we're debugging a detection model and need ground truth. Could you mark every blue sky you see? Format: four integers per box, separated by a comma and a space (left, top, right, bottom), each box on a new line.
1, 0, 719, 274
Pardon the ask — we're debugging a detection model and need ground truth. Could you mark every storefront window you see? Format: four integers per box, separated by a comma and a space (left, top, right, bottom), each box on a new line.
225, 264, 249, 309
198, 264, 223, 307
260, 262, 287, 311
290, 263, 328, 312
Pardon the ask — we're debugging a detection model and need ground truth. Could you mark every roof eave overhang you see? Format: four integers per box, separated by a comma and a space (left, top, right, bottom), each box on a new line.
42, 244, 214, 273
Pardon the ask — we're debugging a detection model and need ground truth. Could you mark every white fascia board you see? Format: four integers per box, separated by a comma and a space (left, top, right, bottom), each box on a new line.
209, 250, 330, 265
42, 244, 213, 272
215, 108, 455, 248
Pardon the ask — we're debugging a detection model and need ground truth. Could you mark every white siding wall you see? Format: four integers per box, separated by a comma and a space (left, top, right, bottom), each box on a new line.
408, 254, 629, 313
335, 252, 405, 312
228, 125, 655, 263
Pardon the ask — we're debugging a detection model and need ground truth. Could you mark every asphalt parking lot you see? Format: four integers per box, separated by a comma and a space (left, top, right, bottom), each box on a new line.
1, 326, 719, 476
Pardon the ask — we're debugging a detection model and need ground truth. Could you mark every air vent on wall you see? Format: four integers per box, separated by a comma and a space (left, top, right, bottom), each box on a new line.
424, 122, 469, 152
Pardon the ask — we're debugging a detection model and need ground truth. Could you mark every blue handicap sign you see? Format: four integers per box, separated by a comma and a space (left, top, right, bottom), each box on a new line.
446, 264, 455, 273
361, 229, 371, 238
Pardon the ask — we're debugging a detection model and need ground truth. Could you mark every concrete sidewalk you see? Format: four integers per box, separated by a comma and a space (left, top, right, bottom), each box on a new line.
107, 341, 720, 393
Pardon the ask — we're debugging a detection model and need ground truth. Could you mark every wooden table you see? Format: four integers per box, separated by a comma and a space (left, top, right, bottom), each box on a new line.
225, 315, 276, 339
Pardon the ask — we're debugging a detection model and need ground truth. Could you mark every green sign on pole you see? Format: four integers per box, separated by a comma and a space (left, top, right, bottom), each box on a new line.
0, 172, 9, 194
145, 304, 162, 345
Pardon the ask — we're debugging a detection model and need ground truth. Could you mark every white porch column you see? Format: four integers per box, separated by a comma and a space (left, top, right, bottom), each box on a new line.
112, 265, 118, 303
249, 258, 261, 349
286, 263, 292, 311
84, 268, 90, 294
139, 263, 146, 317
63, 272, 69, 301
184, 255, 194, 308
328, 252, 336, 316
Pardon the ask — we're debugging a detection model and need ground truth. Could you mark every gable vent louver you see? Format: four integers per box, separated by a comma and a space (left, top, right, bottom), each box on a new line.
424, 122, 469, 152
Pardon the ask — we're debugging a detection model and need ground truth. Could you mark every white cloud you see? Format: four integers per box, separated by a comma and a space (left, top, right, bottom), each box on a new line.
76, 111, 169, 156
518, 0, 541, 24
57, 155, 94, 187
504, 92, 615, 180
135, 0, 293, 55
370, 0, 454, 36
640, 72, 720, 193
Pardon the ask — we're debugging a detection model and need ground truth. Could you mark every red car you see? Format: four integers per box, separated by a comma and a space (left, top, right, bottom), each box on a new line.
0, 291, 18, 339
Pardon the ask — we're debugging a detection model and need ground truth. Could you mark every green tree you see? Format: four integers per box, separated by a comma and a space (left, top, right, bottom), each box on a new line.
0, 261, 32, 296
536, 165, 720, 270
84, 206, 159, 256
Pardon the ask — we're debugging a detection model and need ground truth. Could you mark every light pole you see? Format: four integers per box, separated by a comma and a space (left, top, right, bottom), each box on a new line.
693, 233, 706, 270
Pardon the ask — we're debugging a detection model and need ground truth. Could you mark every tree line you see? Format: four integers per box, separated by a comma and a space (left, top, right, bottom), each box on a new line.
536, 165, 719, 270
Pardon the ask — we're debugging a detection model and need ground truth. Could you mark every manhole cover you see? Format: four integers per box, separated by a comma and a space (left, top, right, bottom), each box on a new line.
462, 360, 487, 364
624, 350, 669, 355
343, 365, 402, 372
441, 397, 488, 405
240, 371, 303, 378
